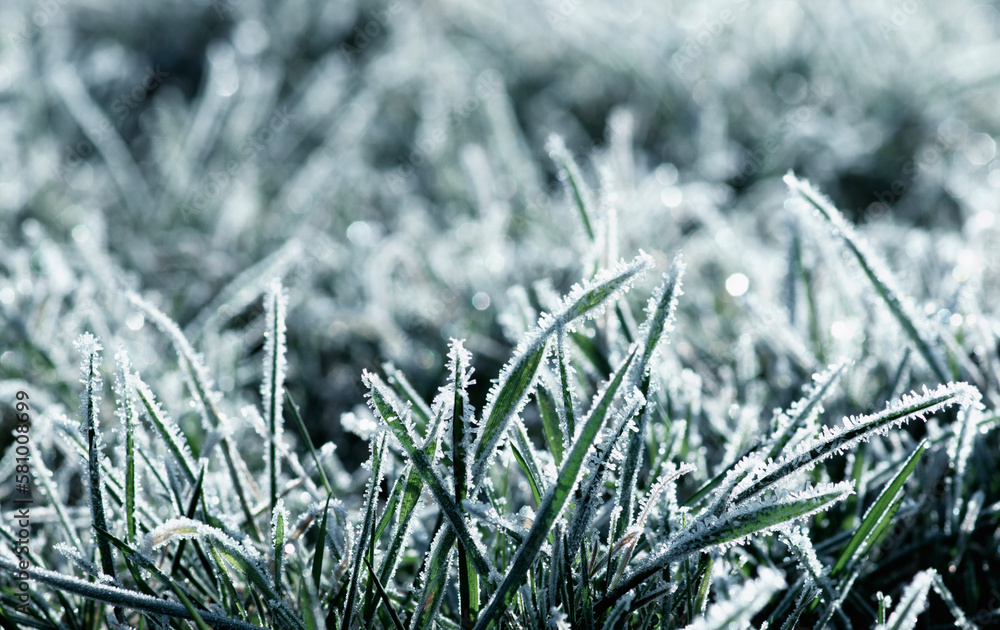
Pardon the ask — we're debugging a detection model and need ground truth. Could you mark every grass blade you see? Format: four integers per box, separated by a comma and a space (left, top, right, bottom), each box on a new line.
130, 291, 263, 541
471, 252, 653, 488
785, 172, 949, 382
363, 557, 405, 630
0, 554, 263, 630
113, 350, 140, 544
313, 494, 332, 592
263, 281, 289, 516
617, 254, 684, 540
341, 433, 387, 630
831, 439, 927, 577
599, 482, 852, 613
472, 348, 638, 630
734, 382, 980, 504
364, 373, 496, 583
536, 387, 564, 466
73, 334, 120, 605
286, 389, 332, 494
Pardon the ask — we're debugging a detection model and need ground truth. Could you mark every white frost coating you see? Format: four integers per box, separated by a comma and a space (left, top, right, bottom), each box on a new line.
55, 542, 117, 586
128, 292, 226, 431
75, 333, 103, 437
632, 482, 852, 585
680, 567, 785, 630
471, 252, 654, 487
133, 374, 199, 483
633, 252, 686, 387
361, 370, 418, 447
737, 382, 981, 503
780, 527, 826, 584
877, 569, 934, 630
142, 517, 271, 583
784, 172, 949, 380
262, 281, 288, 484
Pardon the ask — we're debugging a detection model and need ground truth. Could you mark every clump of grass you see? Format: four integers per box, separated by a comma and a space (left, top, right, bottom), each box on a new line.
3, 171, 998, 629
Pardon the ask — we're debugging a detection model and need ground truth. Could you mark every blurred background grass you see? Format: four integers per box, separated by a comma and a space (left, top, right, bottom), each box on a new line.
2, 0, 1000, 464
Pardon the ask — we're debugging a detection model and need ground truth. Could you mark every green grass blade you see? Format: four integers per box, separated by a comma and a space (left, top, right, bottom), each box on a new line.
341, 433, 387, 630
272, 500, 288, 599
74, 334, 119, 598
617, 255, 684, 540
364, 372, 496, 584
472, 348, 638, 630
509, 443, 542, 506
831, 439, 927, 577
0, 555, 263, 630
363, 557, 405, 630
471, 252, 653, 489
536, 387, 565, 466
263, 281, 288, 516
734, 382, 979, 505
412, 527, 456, 630
378, 465, 424, 588
384, 363, 435, 436
286, 389, 332, 495
785, 173, 949, 383
133, 375, 198, 484
598, 483, 851, 613
113, 350, 140, 544
313, 494, 332, 592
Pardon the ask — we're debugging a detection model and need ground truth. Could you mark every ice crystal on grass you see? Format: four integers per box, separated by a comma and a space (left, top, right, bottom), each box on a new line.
681, 568, 785, 630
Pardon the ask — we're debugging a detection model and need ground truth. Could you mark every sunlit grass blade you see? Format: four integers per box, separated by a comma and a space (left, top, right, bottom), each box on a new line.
600, 482, 852, 613
536, 387, 564, 466
341, 433, 386, 630
879, 569, 933, 630
364, 371, 496, 584
272, 500, 288, 599
618, 254, 684, 540
263, 281, 289, 516
785, 172, 949, 383
472, 348, 637, 630
832, 439, 926, 577
471, 252, 653, 488
511, 416, 545, 501
734, 382, 980, 505
0, 554, 263, 630
131, 292, 263, 541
